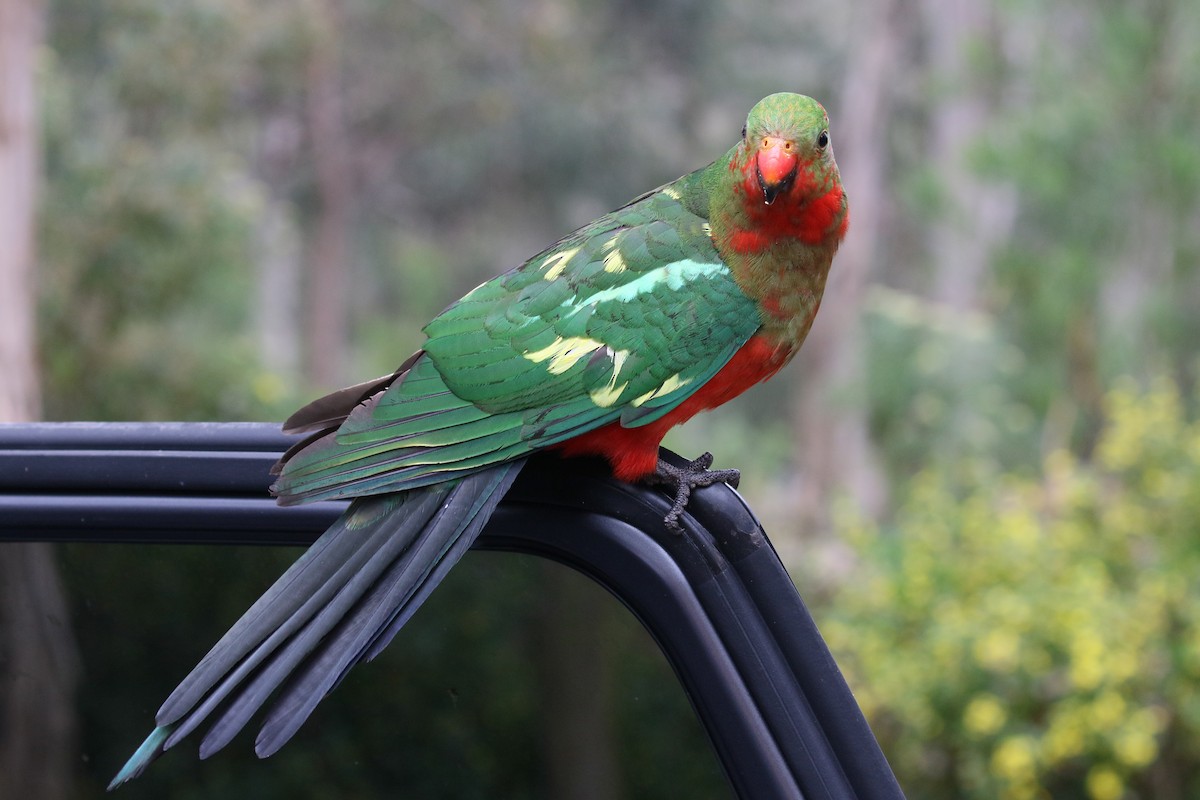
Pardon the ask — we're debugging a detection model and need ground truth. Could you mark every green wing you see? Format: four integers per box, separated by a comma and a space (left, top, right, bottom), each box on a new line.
273, 180, 762, 503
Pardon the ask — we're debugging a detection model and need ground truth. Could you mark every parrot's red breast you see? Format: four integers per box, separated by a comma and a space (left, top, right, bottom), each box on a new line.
555, 334, 791, 481
557, 118, 846, 482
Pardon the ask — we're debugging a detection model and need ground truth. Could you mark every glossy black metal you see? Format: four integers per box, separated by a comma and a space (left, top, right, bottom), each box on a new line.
0, 422, 904, 800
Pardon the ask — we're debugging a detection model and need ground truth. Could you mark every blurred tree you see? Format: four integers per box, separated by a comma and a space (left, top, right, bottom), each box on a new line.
981, 0, 1200, 454
22, 0, 1200, 795
0, 3, 80, 800
790, 0, 900, 532
535, 564, 622, 800
0, 0, 43, 421
303, 0, 353, 388
38, 0, 285, 421
921, 0, 1017, 311
821, 378, 1200, 799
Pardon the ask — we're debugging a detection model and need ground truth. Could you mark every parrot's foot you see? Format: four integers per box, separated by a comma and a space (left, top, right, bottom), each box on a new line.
647, 452, 741, 534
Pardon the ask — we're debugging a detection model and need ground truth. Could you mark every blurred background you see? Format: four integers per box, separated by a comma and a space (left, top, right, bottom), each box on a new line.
1, 0, 1199, 797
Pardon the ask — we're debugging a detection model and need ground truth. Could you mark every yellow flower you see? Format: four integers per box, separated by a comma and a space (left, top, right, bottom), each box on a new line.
1068, 630, 1106, 691
991, 735, 1037, 782
964, 694, 1007, 737
1114, 727, 1157, 769
975, 629, 1021, 671
1114, 707, 1162, 768
1043, 717, 1085, 764
1086, 766, 1123, 800
1089, 691, 1127, 730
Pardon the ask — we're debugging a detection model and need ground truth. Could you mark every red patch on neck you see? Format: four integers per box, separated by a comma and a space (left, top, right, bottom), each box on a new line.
759, 294, 788, 320
729, 159, 846, 253
729, 228, 771, 253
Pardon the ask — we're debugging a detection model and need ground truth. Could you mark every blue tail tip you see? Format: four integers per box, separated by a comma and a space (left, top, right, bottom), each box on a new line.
107, 725, 174, 791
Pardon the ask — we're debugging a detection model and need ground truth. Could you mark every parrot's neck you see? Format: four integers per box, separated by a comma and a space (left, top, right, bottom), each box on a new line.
691, 152, 847, 358
556, 149, 847, 484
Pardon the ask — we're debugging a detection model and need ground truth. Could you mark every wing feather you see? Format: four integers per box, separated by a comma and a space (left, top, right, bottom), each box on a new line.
272, 178, 761, 504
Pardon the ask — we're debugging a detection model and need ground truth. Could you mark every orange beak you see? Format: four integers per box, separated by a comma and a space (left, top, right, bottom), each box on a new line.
755, 136, 798, 205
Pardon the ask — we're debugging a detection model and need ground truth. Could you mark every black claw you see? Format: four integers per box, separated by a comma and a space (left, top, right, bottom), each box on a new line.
646, 452, 741, 534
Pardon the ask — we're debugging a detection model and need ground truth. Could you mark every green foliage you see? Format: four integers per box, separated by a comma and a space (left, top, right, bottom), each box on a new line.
979, 0, 1200, 402
28, 0, 1200, 796
37, 7, 283, 421
38, 134, 267, 420
863, 286, 1038, 479
817, 379, 1200, 799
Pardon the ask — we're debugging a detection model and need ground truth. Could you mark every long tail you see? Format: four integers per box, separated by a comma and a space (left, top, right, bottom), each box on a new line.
109, 460, 524, 790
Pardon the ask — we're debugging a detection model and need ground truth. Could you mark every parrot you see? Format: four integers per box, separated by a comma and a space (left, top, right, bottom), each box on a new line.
109, 91, 847, 788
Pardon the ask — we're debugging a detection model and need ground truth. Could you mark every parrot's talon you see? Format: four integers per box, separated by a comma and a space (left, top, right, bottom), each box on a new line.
647, 452, 741, 534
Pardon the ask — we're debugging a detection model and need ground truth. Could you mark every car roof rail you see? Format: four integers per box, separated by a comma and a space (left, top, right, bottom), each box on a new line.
0, 421, 905, 800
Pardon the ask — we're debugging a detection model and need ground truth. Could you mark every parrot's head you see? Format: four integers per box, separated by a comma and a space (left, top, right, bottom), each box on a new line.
738, 92, 840, 208
714, 92, 847, 251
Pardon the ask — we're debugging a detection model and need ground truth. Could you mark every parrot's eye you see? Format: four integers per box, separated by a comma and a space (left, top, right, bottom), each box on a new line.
816, 130, 830, 150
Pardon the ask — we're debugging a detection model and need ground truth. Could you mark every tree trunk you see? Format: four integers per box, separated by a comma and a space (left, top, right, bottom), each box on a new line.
790, 0, 902, 531
535, 564, 622, 800
0, 546, 80, 800
0, 0, 43, 421
0, 2, 81, 798
257, 195, 303, 380
922, 0, 1017, 310
304, 0, 353, 388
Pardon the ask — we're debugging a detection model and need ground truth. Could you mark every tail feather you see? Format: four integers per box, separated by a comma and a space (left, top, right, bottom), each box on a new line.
107, 725, 174, 790
255, 468, 508, 756
359, 467, 514, 664
109, 460, 524, 789
179, 492, 448, 757
155, 505, 399, 724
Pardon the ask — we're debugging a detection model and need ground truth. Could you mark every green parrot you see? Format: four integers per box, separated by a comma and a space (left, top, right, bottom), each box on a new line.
109, 91, 847, 787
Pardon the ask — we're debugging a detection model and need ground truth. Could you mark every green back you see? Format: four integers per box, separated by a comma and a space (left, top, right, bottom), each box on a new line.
274, 166, 762, 503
